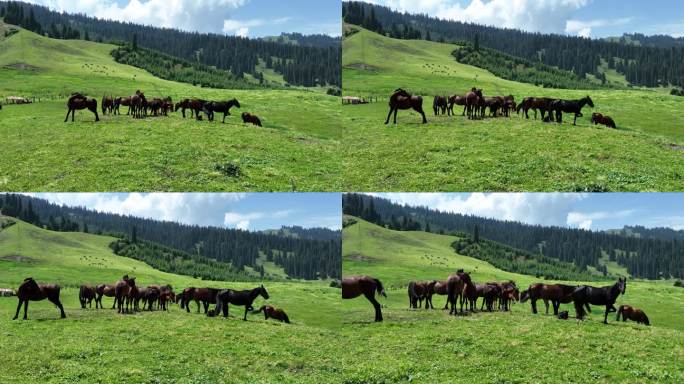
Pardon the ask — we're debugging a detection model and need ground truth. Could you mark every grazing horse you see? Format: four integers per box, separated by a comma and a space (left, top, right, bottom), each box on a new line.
203, 99, 240, 123
147, 98, 164, 116
385, 88, 427, 124
65, 93, 99, 122
591, 112, 616, 128
432, 280, 449, 309
447, 94, 467, 116
616, 305, 649, 325
215, 285, 270, 320
433, 95, 448, 115
520, 283, 582, 315
422, 280, 437, 309
476, 283, 500, 311
342, 275, 386, 322
446, 272, 465, 315
114, 96, 132, 115
13, 277, 66, 320
572, 277, 627, 324
550, 96, 594, 125
482, 97, 503, 117
114, 276, 137, 314
255, 305, 290, 323
408, 281, 431, 309
144, 287, 160, 311
95, 284, 116, 309
79, 285, 96, 309
502, 95, 515, 117
465, 88, 483, 120
241, 112, 262, 127
101, 96, 114, 115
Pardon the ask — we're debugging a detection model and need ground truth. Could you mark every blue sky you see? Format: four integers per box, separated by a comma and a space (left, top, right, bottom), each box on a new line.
372, 193, 684, 231
28, 193, 342, 231
367, 0, 684, 38
26, 1, 341, 37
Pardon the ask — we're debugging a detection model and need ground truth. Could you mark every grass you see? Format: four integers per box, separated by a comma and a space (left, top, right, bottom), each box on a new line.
341, 26, 684, 191
0, 26, 342, 191
0, 218, 344, 383
339, 217, 684, 383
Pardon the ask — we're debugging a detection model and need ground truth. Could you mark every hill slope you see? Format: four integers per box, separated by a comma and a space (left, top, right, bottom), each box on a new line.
339, 217, 684, 383
341, 26, 684, 191
0, 217, 343, 383
0, 27, 342, 191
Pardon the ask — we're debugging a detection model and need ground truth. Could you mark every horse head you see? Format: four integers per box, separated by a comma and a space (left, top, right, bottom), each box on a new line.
585, 96, 594, 108
230, 98, 241, 108
127, 277, 137, 288
393, 88, 409, 97
260, 284, 270, 300
617, 277, 626, 295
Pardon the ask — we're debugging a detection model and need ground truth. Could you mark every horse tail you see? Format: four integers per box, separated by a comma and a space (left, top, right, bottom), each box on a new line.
616, 305, 623, 321
374, 278, 387, 298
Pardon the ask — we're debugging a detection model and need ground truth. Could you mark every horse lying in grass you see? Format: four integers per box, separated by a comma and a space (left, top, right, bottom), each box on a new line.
591, 112, 616, 128
255, 305, 290, 323
241, 112, 262, 127
616, 304, 649, 325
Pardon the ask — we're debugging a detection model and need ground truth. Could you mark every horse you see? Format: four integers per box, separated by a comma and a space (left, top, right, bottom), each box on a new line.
101, 95, 114, 115
114, 276, 137, 314
147, 98, 164, 116
130, 90, 147, 118
255, 305, 290, 323
13, 277, 66, 320
520, 283, 582, 315
183, 287, 220, 313
433, 95, 448, 115
518, 97, 554, 120
215, 285, 270, 320
421, 280, 437, 309
408, 281, 430, 309
616, 305, 649, 326
487, 281, 518, 311
550, 96, 594, 125
79, 285, 96, 309
447, 94, 467, 116
572, 277, 626, 324
385, 88, 427, 124
175, 99, 206, 120
458, 271, 477, 312
591, 112, 616, 128
476, 283, 500, 311
482, 97, 503, 117
113, 96, 131, 115
203, 99, 240, 123
432, 280, 449, 309
241, 112, 262, 127
446, 272, 465, 315
95, 283, 116, 309
342, 275, 386, 322
502, 95, 515, 117
465, 88, 483, 120
144, 287, 160, 311
64, 93, 99, 122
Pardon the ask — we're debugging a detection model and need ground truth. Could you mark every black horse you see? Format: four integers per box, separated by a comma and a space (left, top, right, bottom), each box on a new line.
214, 285, 269, 320
550, 96, 594, 125
203, 99, 241, 123
571, 277, 626, 324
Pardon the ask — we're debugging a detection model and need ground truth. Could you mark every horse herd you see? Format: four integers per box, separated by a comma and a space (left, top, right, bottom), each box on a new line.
344, 274, 649, 326
63, 91, 263, 127
385, 88, 617, 129
10, 276, 289, 324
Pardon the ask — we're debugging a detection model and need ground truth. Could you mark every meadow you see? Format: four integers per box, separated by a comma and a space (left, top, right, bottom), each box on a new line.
341, 26, 684, 191
339, 217, 684, 383
0, 218, 345, 383
0, 27, 342, 191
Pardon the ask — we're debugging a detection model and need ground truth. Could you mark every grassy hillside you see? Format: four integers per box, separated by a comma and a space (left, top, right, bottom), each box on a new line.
0, 26, 342, 191
341, 26, 684, 191
0, 217, 343, 383
339, 217, 684, 383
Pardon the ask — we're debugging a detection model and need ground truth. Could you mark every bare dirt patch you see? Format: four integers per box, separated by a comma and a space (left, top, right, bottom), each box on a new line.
4, 62, 39, 71
1, 254, 37, 263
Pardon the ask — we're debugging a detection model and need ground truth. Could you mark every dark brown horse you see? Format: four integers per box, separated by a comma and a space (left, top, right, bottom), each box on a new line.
241, 112, 262, 127
146, 98, 164, 116
458, 271, 477, 312
183, 287, 220, 313
476, 283, 500, 311
385, 88, 427, 124
130, 90, 147, 118
65, 93, 99, 122
517, 97, 554, 120
79, 285, 96, 309
465, 88, 483, 120
616, 305, 649, 325
502, 95, 516, 117
113, 96, 131, 115
482, 96, 503, 117
591, 112, 616, 128
433, 95, 448, 115
342, 275, 386, 322
101, 95, 114, 115
95, 283, 116, 309
175, 99, 206, 120
215, 285, 270, 320
255, 305, 290, 323
520, 283, 580, 315
13, 277, 66, 320
203, 99, 240, 123
447, 94, 467, 116
550, 96, 594, 125
408, 281, 431, 309
114, 276, 137, 314
432, 280, 449, 309
446, 272, 465, 315
572, 277, 626, 324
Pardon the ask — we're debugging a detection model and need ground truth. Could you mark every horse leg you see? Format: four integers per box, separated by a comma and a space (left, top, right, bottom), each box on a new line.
384, 107, 394, 124
243, 306, 248, 321
13, 299, 23, 320
416, 107, 427, 124
92, 107, 100, 122
50, 296, 66, 318
573, 113, 578, 126
23, 300, 29, 320
222, 112, 227, 124
64, 108, 71, 123
603, 306, 610, 324
364, 292, 382, 322
462, 105, 466, 116
393, 109, 399, 124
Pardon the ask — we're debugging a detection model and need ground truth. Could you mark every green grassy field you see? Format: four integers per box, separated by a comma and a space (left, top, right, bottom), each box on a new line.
0, 218, 344, 383
0, 27, 342, 191
339, 217, 684, 383
341, 26, 684, 191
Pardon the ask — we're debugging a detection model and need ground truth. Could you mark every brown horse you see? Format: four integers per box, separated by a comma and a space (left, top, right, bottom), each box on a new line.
147, 98, 164, 116
203, 99, 240, 123
446, 272, 465, 315
255, 305, 290, 323
408, 281, 431, 309
616, 305, 649, 325
521, 283, 584, 315
65, 93, 99, 122
183, 287, 219, 313
458, 271, 477, 312
476, 283, 500, 311
482, 96, 503, 117
130, 90, 147, 118
502, 95, 516, 117
385, 88, 427, 124
342, 275, 386, 322
101, 95, 114, 115
13, 277, 66, 320
95, 283, 116, 309
591, 112, 616, 128
447, 94, 467, 116
113, 96, 131, 115
241, 112, 262, 127
518, 97, 554, 120
79, 285, 96, 309
433, 95, 448, 115
114, 276, 137, 314
175, 98, 206, 120
465, 88, 483, 120
432, 280, 449, 309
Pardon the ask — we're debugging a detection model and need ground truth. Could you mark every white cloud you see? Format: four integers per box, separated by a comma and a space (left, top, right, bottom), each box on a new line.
222, 16, 292, 37
374, 0, 592, 35
565, 17, 633, 38
223, 209, 293, 230
566, 209, 635, 230
375, 193, 587, 227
